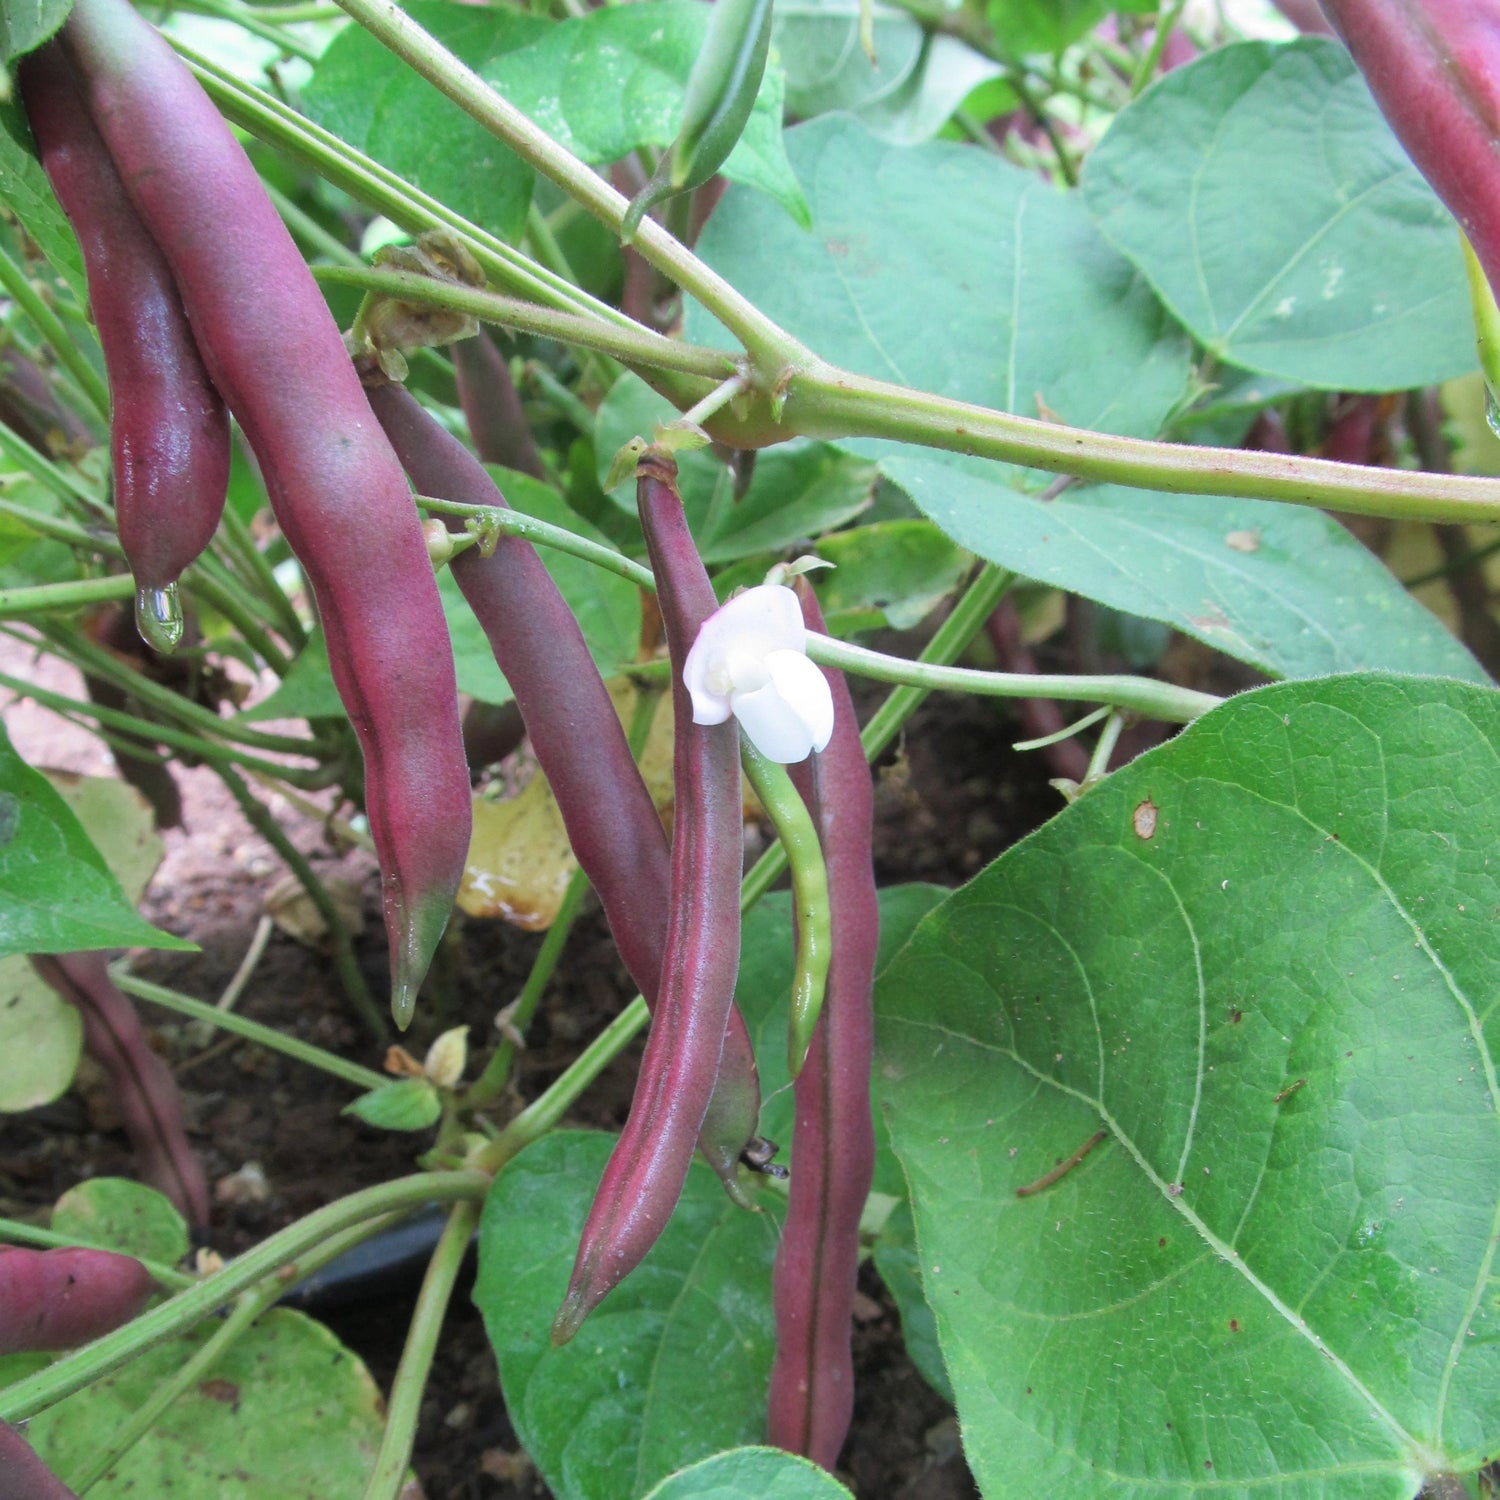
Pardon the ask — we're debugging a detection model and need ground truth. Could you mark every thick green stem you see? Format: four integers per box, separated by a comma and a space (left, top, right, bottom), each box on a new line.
110, 966, 387, 1092
807, 632, 1221, 722
316, 265, 735, 380
0, 1172, 488, 1421
328, 0, 810, 375
358, 1200, 481, 1500
216, 765, 387, 1040
788, 367, 1500, 523
0, 245, 109, 421
0, 573, 134, 616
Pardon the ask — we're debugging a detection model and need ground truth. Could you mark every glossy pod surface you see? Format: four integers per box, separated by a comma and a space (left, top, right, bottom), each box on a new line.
63, 0, 471, 1022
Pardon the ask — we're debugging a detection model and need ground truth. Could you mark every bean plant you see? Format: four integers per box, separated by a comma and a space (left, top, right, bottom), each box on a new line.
0, 0, 1497, 1496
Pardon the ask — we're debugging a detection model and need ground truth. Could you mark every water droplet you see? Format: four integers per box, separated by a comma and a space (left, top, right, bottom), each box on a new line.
135, 583, 183, 654
1484, 384, 1500, 439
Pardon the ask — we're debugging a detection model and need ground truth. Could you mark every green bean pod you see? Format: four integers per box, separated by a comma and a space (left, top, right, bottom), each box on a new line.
766, 578, 879, 1470
621, 0, 774, 240
19, 41, 229, 656
552, 447, 744, 1344
62, 0, 472, 1026
738, 735, 830, 1076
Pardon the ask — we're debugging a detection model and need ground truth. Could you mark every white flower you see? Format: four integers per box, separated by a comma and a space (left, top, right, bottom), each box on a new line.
683, 584, 835, 763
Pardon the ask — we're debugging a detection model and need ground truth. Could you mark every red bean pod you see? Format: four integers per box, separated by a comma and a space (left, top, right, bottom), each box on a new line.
766, 578, 879, 1470
551, 448, 744, 1343
31, 953, 210, 1226
62, 0, 471, 1023
0, 1420, 81, 1499
364, 381, 763, 1198
19, 40, 231, 654
0, 1245, 153, 1355
1317, 2, 1500, 290
452, 330, 543, 479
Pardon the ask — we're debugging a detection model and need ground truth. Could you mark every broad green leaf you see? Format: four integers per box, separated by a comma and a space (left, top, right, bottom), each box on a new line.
871, 1199, 952, 1404
52, 1178, 187, 1266
986, 0, 1153, 55
688, 115, 1193, 465
642, 1448, 853, 1499
733, 885, 948, 1198
443, 468, 642, 706
880, 459, 1489, 683
46, 772, 163, 905
811, 519, 970, 631
26, 1307, 386, 1496
0, 721, 192, 956
0, 954, 80, 1111
1081, 40, 1474, 391
876, 673, 1500, 1497
302, 1, 806, 242
342, 1077, 441, 1132
776, 0, 1004, 144
237, 629, 342, 723
0, 99, 88, 302
0, 0, 70, 64
474, 1131, 783, 1500
595, 375, 877, 563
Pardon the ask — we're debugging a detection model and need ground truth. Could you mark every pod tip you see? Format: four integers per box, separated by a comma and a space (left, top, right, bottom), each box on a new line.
550, 1289, 588, 1347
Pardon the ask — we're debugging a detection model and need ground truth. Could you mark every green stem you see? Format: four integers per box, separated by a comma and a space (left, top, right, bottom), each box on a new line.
0, 246, 109, 421
217, 502, 307, 650
0, 1218, 193, 1292
0, 1174, 487, 1422
0, 573, 134, 616
358, 1200, 481, 1500
0, 496, 119, 556
525, 359, 598, 439
316, 265, 735, 381
166, 0, 324, 60
0, 421, 107, 516
416, 494, 655, 588
0, 664, 329, 785
524, 202, 581, 288
110, 966, 388, 1091
327, 0, 810, 375
806, 632, 1220, 723
1082, 710, 1126, 785
216, 765, 387, 1040
182, 563, 295, 675
1129, 0, 1188, 94
787, 367, 1500, 524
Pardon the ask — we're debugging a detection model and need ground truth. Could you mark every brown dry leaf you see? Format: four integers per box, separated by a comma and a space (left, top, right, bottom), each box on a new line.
264, 871, 365, 948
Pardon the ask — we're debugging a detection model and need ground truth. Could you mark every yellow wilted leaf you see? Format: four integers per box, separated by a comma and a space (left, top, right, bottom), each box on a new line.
459, 775, 576, 929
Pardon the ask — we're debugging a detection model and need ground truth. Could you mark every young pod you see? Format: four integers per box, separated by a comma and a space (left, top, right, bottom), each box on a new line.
766, 578, 879, 1471
62, 0, 471, 1025
1318, 2, 1500, 292
0, 1245, 153, 1355
19, 41, 230, 656
552, 448, 744, 1343
32, 953, 209, 1226
622, 0, 773, 239
452, 330, 543, 479
364, 381, 763, 1198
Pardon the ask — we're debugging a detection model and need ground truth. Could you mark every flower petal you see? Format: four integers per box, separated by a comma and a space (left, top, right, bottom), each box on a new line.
764, 649, 834, 754
730, 679, 818, 763
683, 584, 807, 729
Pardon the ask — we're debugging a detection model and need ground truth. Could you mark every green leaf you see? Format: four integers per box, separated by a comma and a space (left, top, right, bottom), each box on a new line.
0, 720, 193, 957
688, 115, 1193, 466
1081, 39, 1475, 391
26, 1307, 386, 1495
0, 954, 80, 1112
986, 0, 1153, 55
52, 1178, 188, 1266
237, 629, 342, 723
870, 1199, 952, 1405
302, 1, 807, 241
0, 99, 87, 304
875, 673, 1500, 1497
879, 460, 1489, 683
810, 519, 970, 631
596, 375, 877, 563
642, 1447, 853, 1499
342, 1077, 442, 1132
0, 0, 71, 64
474, 1131, 783, 1500
776, 0, 1003, 144
733, 884, 948, 1198
443, 468, 642, 706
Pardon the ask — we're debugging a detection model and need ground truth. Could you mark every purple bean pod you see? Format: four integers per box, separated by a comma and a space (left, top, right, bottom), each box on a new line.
0, 1245, 153, 1354
452, 330, 543, 479
0, 1421, 82, 1499
19, 42, 230, 629
766, 578, 879, 1470
551, 447, 744, 1343
62, 0, 471, 1024
31, 952, 210, 1227
1317, 2, 1500, 290
364, 382, 763, 1198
